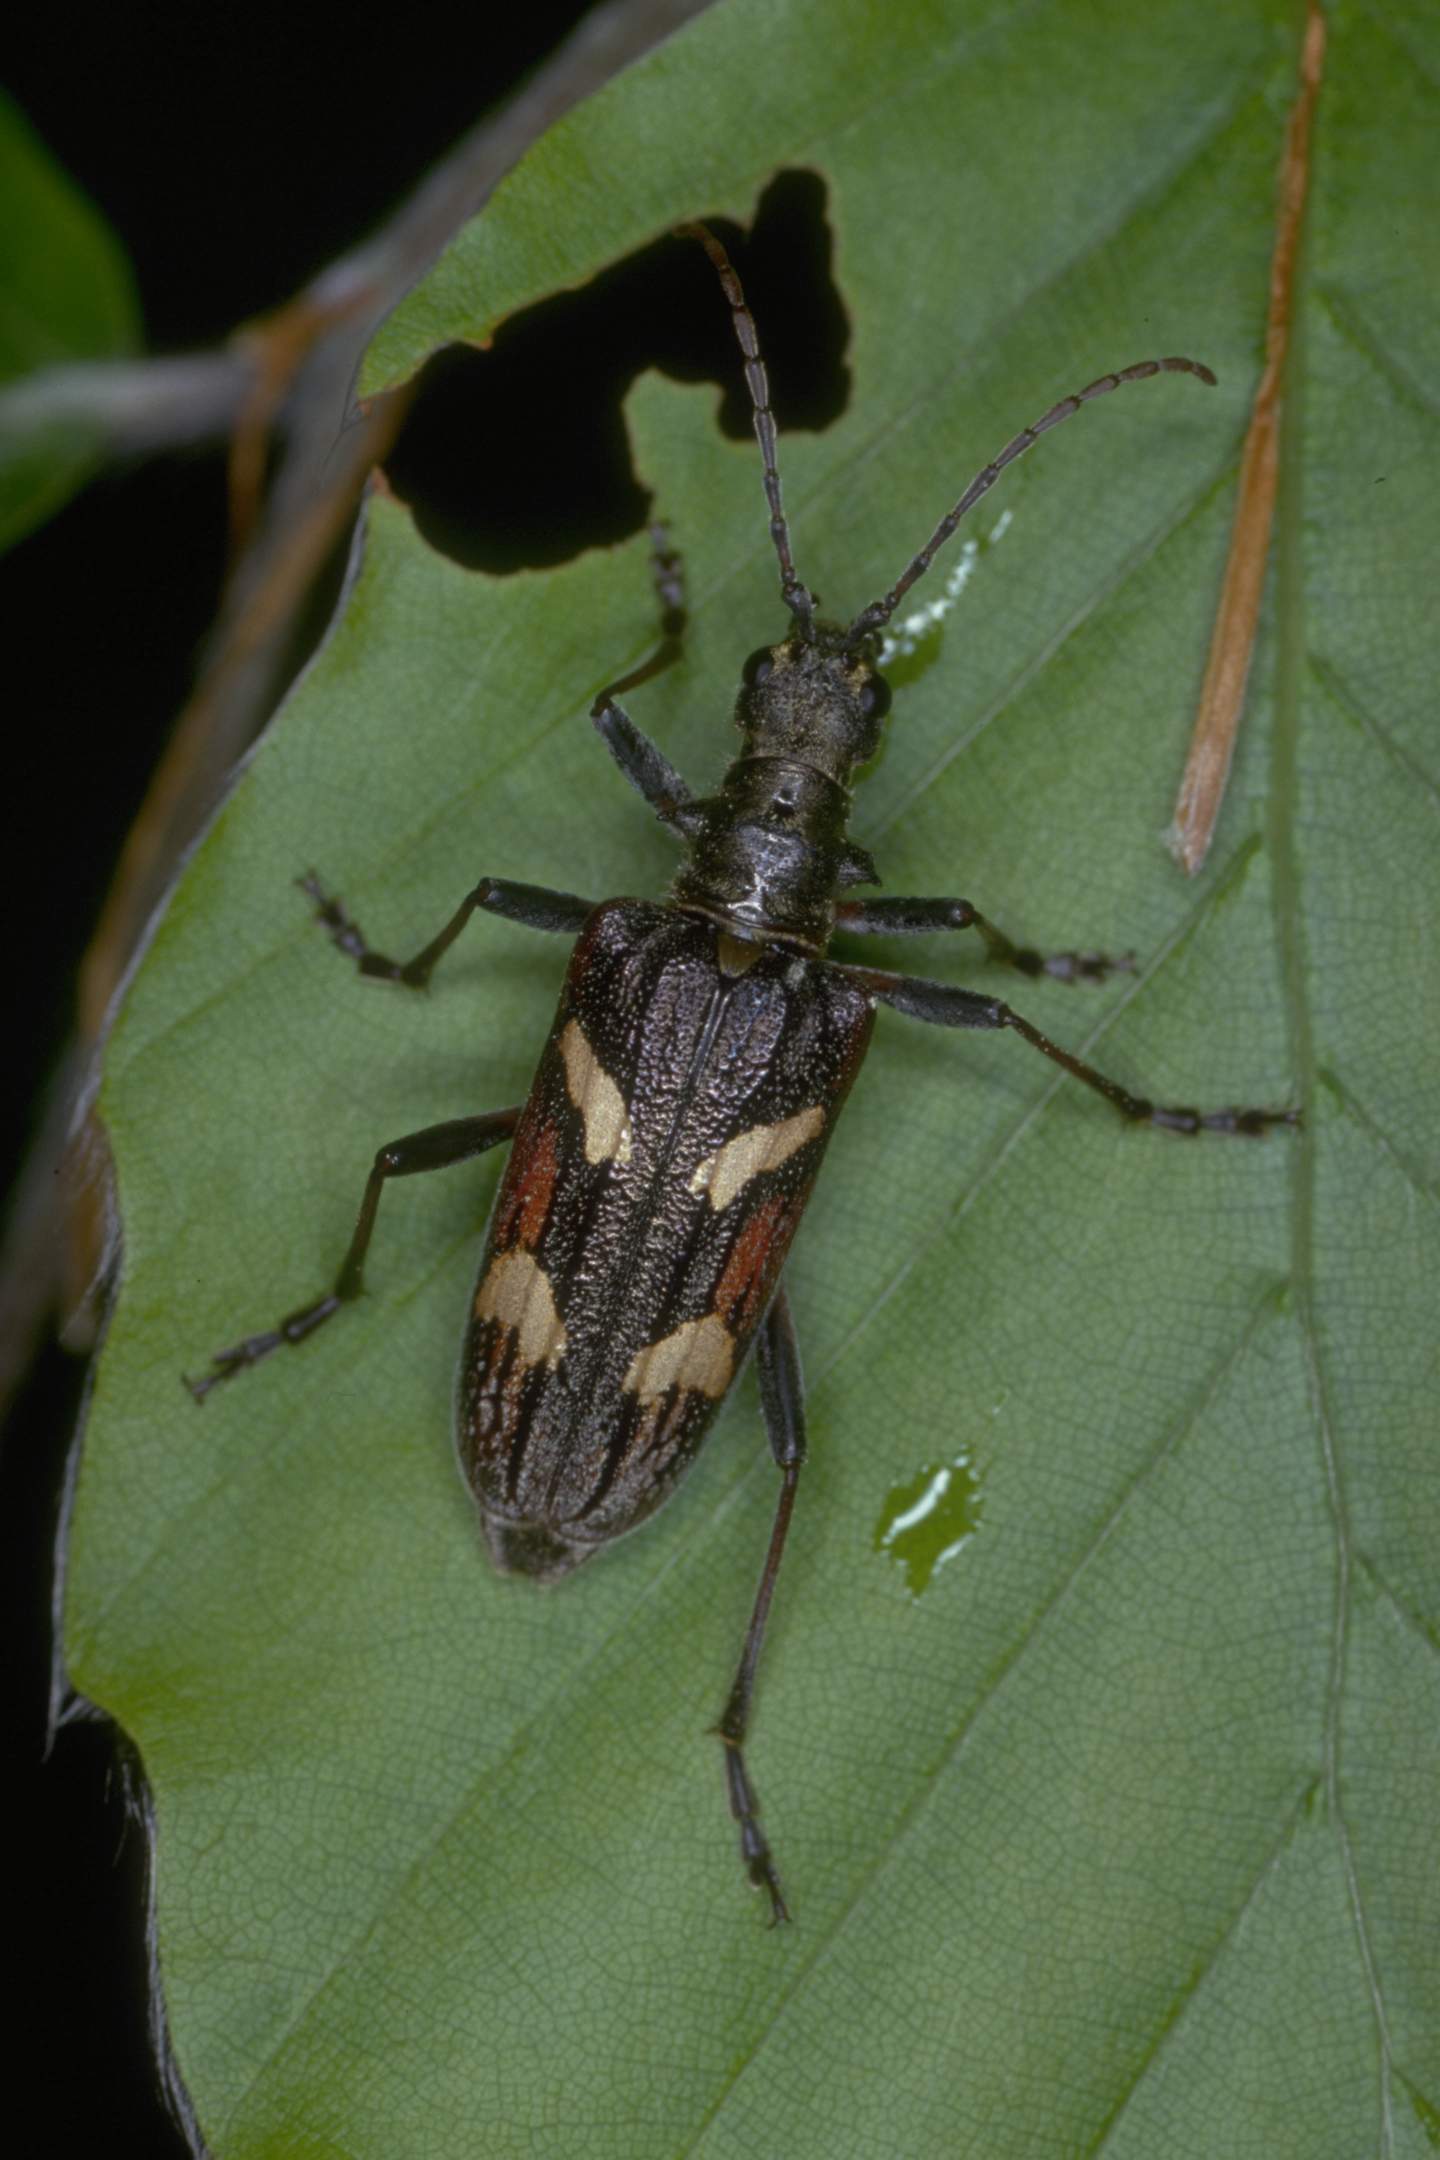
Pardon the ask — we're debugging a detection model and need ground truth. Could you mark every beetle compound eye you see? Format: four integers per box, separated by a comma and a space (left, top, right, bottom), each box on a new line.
859, 673, 891, 722
742, 647, 775, 690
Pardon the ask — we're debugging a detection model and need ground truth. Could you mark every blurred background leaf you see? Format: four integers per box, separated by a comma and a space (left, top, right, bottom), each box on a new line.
0, 86, 141, 551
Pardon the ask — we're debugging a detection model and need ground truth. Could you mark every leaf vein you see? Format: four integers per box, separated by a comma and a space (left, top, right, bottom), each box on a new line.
683, 1287, 1287, 2157
1314, 282, 1440, 425
1086, 1782, 1319, 2156
1311, 653, 1440, 814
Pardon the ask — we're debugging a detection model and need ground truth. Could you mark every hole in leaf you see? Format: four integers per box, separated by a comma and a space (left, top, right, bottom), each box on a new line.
385, 168, 850, 573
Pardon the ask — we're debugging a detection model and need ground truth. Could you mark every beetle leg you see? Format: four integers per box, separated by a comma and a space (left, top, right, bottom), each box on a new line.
185, 1106, 522, 1400
835, 895, 1131, 985
591, 524, 700, 834
842, 964, 1299, 1136
593, 519, 688, 707
301, 874, 595, 986
715, 1283, 806, 1925
591, 701, 697, 829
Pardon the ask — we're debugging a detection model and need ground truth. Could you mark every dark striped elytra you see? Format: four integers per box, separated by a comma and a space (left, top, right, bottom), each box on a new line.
461, 901, 871, 1581
189, 223, 1294, 1924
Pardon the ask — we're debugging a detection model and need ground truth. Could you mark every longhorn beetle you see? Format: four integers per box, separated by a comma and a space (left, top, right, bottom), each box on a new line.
189, 222, 1295, 1923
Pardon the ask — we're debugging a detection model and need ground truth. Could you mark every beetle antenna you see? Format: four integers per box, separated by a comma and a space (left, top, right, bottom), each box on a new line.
848, 356, 1217, 641
678, 221, 817, 634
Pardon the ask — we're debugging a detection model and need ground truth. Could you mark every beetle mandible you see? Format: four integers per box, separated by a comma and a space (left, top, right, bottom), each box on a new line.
189, 221, 1295, 1922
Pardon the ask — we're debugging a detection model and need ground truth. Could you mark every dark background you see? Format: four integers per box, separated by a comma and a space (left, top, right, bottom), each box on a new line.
4, 6, 855, 2150
2, 8, 607, 2151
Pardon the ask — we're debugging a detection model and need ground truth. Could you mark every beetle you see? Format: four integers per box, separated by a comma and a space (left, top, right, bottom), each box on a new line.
189, 222, 1294, 1922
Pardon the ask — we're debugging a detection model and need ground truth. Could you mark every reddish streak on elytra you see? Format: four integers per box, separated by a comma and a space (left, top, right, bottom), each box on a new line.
496, 1118, 561, 1249
715, 1194, 792, 1333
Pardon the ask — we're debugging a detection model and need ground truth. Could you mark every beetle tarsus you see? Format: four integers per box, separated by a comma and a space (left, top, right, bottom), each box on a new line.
1036, 947, 1134, 984
184, 1290, 346, 1399
719, 1731, 790, 1926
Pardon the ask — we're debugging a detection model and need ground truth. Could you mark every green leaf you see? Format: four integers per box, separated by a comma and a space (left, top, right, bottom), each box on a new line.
67, 1, 1439, 2153
0, 85, 142, 549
